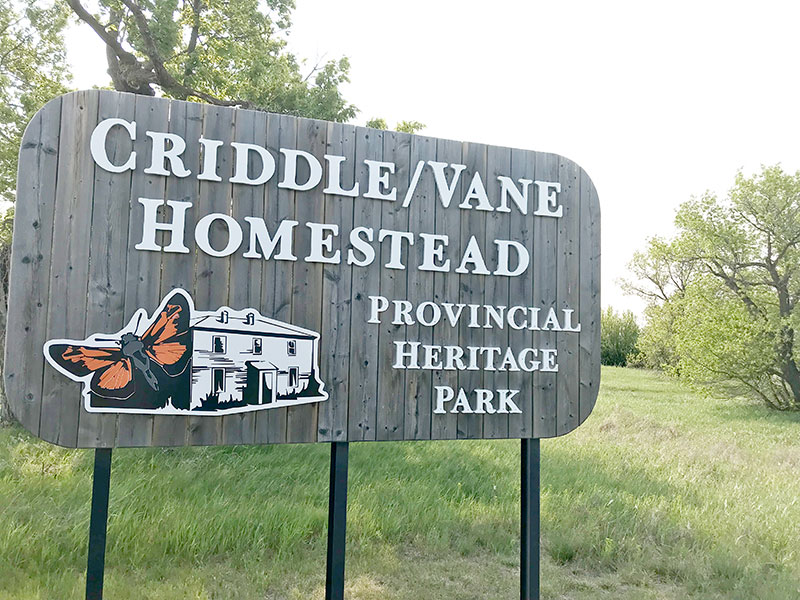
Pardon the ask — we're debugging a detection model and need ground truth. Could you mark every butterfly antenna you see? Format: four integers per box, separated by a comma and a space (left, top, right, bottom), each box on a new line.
135, 312, 143, 334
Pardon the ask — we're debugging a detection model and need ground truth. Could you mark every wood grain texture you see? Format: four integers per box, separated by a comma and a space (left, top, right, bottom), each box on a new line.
5, 95, 61, 441
375, 130, 410, 441
456, 141, 486, 440
78, 90, 136, 448
556, 157, 581, 436
532, 152, 559, 439
115, 93, 170, 447
403, 135, 435, 440
483, 145, 512, 440
286, 117, 326, 443
6, 90, 600, 448
317, 121, 356, 443
40, 90, 98, 447
429, 138, 462, 441
347, 125, 383, 441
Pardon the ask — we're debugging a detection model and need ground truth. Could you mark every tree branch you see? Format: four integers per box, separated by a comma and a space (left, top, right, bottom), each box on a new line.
115, 0, 253, 107
65, 0, 137, 63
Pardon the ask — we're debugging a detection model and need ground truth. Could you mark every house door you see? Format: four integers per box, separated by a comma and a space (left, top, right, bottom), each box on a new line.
259, 371, 275, 404
212, 368, 225, 394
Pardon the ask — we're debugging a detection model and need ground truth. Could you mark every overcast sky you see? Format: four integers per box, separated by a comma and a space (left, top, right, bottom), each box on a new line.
65, 1, 800, 316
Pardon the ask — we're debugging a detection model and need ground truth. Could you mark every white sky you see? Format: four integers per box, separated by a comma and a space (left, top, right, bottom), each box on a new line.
64, 0, 800, 316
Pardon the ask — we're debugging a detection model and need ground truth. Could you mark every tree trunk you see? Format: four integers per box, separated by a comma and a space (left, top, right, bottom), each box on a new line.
778, 327, 800, 409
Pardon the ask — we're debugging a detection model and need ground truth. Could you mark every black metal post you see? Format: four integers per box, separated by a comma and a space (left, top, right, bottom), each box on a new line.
325, 441, 349, 600
521, 438, 540, 600
86, 448, 112, 600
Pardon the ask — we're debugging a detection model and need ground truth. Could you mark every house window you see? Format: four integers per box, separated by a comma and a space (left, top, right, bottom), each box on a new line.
212, 335, 226, 353
253, 338, 262, 355
287, 340, 296, 356
288, 367, 298, 387
212, 368, 225, 393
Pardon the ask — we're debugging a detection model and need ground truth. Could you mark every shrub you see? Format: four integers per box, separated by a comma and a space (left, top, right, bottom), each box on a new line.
601, 307, 640, 366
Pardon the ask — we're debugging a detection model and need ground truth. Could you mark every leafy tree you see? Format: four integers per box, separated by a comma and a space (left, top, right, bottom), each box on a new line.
66, 0, 356, 121
622, 236, 693, 371
630, 299, 684, 371
366, 117, 425, 134
627, 166, 800, 410
0, 0, 70, 203
600, 307, 639, 367
395, 120, 425, 134
365, 117, 387, 130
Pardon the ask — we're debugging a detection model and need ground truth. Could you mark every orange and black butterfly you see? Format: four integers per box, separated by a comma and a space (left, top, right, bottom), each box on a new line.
44, 290, 192, 408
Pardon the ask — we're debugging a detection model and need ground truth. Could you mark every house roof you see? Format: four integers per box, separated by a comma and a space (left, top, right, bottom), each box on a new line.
191, 310, 317, 340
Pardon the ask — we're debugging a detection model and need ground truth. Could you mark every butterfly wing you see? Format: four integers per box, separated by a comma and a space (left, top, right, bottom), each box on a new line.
140, 291, 191, 377
47, 344, 135, 400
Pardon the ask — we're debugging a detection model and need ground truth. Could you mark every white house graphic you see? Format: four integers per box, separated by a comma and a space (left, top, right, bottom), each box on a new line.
190, 306, 328, 414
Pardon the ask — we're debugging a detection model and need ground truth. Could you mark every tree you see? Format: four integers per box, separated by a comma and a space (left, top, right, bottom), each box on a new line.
622, 237, 694, 371
600, 307, 639, 367
627, 166, 800, 410
366, 117, 425, 134
0, 0, 70, 203
66, 0, 356, 121
0, 0, 71, 422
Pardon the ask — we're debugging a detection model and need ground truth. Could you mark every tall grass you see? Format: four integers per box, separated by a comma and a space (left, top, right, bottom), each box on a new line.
1, 367, 799, 599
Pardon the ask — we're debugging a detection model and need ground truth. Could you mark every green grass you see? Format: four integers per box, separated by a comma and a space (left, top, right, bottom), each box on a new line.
2, 367, 800, 599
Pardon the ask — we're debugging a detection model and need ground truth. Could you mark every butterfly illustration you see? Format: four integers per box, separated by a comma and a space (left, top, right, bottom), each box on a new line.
44, 290, 192, 408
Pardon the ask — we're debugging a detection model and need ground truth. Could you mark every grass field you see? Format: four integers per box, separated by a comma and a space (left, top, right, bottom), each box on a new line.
2, 367, 800, 599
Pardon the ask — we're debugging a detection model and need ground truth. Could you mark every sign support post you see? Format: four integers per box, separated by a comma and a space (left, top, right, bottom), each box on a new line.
86, 448, 112, 600
325, 441, 349, 600
521, 438, 540, 600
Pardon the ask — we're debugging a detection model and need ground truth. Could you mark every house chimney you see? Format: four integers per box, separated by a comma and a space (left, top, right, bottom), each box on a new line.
245, 312, 255, 326
218, 310, 228, 324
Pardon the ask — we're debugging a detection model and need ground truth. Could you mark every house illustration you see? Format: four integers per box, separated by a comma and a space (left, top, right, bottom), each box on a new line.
190, 306, 328, 413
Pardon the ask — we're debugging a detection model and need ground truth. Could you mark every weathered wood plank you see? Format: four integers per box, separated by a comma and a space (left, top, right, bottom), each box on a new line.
375, 130, 411, 441
286, 117, 326, 443
39, 90, 99, 447
532, 152, 559, 438
260, 113, 296, 445
186, 103, 234, 446
78, 90, 137, 447
220, 106, 266, 446
347, 125, 384, 441
403, 134, 435, 440
116, 94, 171, 447
456, 141, 487, 440
556, 157, 580, 435
150, 98, 203, 447
429, 138, 462, 440
507, 147, 535, 439
253, 113, 285, 444
483, 145, 512, 439
579, 170, 601, 424
317, 121, 356, 443
5, 96, 62, 441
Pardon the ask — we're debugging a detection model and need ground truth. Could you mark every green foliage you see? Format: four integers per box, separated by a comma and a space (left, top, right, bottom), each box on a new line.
395, 120, 425, 134
3, 368, 800, 598
626, 165, 800, 409
600, 307, 639, 366
631, 299, 683, 371
366, 117, 387, 130
366, 117, 425, 134
0, 0, 70, 202
68, 0, 356, 121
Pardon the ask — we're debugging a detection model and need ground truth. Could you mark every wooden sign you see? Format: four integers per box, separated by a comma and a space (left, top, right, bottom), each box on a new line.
6, 90, 600, 448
